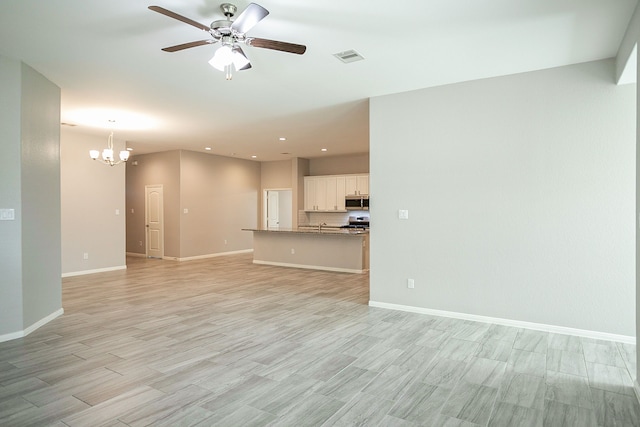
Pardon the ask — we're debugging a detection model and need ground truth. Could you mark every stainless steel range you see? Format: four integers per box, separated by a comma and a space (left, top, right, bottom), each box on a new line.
341, 216, 370, 230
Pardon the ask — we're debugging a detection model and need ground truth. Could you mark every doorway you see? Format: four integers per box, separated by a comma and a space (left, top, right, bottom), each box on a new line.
145, 185, 164, 259
264, 189, 292, 229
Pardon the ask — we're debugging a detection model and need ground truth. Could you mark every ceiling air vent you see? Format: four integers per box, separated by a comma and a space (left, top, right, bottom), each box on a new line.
333, 49, 364, 64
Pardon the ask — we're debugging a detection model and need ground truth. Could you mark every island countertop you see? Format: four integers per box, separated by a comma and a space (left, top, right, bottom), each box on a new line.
242, 227, 368, 236
243, 227, 369, 273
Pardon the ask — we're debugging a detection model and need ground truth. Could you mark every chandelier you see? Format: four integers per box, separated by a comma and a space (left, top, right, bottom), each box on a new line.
89, 122, 130, 166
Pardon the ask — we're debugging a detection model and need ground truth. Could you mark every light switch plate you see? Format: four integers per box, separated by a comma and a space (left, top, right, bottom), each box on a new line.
399, 209, 409, 220
0, 209, 15, 220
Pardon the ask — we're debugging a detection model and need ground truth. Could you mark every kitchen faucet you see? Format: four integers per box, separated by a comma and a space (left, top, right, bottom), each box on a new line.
318, 222, 327, 231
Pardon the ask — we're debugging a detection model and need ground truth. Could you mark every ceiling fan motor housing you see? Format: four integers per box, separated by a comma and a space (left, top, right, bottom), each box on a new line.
220, 3, 237, 18
210, 20, 233, 37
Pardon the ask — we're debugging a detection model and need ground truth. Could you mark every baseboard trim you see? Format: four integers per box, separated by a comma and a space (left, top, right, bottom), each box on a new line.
177, 249, 253, 262
368, 301, 635, 345
253, 260, 364, 274
126, 252, 146, 258
0, 308, 64, 343
62, 265, 127, 278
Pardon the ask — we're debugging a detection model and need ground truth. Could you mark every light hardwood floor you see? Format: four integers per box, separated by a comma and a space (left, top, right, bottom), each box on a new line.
0, 253, 638, 426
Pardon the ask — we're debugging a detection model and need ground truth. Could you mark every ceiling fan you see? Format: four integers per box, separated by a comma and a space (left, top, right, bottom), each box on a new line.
149, 3, 307, 79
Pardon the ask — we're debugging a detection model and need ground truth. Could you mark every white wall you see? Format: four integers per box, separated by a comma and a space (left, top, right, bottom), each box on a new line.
61, 129, 126, 275
370, 59, 636, 338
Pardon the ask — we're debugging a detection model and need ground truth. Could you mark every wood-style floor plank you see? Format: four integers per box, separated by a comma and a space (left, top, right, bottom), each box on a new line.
0, 253, 637, 426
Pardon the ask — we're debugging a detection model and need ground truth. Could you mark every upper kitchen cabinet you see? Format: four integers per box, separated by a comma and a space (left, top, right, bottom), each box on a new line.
345, 175, 369, 196
304, 177, 317, 211
304, 176, 347, 212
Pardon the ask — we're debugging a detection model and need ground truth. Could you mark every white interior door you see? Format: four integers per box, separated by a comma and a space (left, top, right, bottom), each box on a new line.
145, 185, 164, 259
267, 191, 280, 229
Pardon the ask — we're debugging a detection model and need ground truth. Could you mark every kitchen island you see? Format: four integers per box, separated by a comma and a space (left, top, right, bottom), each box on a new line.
243, 227, 369, 274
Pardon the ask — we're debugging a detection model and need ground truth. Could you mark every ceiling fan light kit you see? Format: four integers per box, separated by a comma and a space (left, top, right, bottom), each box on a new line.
149, 2, 306, 80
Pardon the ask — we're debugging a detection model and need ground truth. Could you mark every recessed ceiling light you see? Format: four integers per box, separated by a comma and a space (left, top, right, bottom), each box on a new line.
279, 137, 286, 141
251, 155, 257, 158
127, 147, 133, 151
205, 147, 212, 150
321, 148, 328, 152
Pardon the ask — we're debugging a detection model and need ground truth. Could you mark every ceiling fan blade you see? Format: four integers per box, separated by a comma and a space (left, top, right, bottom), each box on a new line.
161, 40, 215, 52
231, 3, 269, 34
246, 38, 306, 55
149, 6, 210, 32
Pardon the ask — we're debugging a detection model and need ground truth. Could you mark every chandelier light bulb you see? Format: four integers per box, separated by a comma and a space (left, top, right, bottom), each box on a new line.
89, 126, 129, 166
102, 148, 113, 161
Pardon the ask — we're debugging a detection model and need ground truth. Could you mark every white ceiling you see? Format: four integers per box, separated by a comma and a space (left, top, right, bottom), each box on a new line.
0, 0, 637, 161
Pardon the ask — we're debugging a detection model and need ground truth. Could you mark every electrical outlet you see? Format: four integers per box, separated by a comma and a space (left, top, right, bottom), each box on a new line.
407, 278, 415, 289
139, 241, 142, 246
291, 248, 295, 254
83, 253, 89, 260
224, 239, 227, 245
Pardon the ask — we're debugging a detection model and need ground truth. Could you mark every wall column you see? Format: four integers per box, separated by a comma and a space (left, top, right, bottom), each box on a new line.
0, 55, 62, 342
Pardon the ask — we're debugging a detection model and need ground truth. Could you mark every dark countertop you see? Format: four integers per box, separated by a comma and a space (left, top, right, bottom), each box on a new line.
242, 227, 369, 236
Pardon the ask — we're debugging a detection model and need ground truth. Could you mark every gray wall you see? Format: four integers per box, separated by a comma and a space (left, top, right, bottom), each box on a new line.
309, 153, 369, 176
125, 150, 260, 259
180, 150, 260, 258
292, 158, 309, 228
0, 56, 61, 338
261, 160, 293, 189
126, 150, 181, 257
261, 160, 294, 229
61, 129, 126, 274
20, 63, 62, 327
370, 59, 636, 337
0, 56, 24, 336
637, 48, 640, 394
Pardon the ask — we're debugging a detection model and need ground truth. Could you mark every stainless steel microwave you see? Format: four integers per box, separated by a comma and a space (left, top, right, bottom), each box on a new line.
345, 195, 369, 211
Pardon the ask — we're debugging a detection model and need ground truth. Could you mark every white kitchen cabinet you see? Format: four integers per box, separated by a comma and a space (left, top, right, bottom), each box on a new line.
304, 177, 317, 211
336, 176, 346, 210
345, 175, 369, 196
321, 177, 334, 210
304, 176, 347, 211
